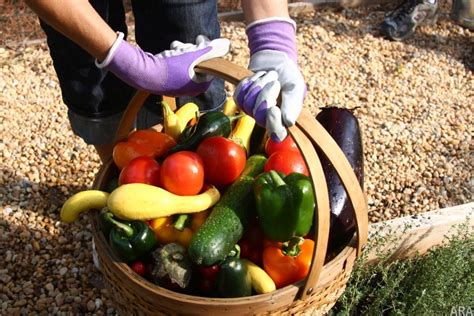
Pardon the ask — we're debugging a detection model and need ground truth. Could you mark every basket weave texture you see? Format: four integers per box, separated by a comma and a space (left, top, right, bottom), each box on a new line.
91, 59, 368, 315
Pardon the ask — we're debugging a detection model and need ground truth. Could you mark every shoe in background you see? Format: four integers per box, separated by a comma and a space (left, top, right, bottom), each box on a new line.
380, 0, 439, 41
452, 0, 474, 30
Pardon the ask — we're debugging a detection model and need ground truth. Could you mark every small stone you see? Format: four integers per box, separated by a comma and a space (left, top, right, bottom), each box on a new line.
19, 230, 31, 240
44, 283, 54, 292
87, 300, 96, 312
3, 207, 12, 216
59, 267, 68, 276
32, 240, 40, 251
55, 293, 64, 306
14, 299, 27, 307
95, 298, 102, 309
0, 274, 12, 283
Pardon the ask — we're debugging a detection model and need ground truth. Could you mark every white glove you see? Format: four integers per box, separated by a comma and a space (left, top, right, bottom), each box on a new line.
234, 18, 306, 141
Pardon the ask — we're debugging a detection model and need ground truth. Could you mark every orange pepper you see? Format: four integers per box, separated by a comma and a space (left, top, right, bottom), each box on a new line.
113, 130, 176, 169
149, 210, 210, 249
190, 210, 209, 231
262, 237, 314, 289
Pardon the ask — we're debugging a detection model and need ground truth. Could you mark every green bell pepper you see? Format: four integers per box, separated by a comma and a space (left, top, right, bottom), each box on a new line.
253, 170, 315, 242
102, 210, 157, 263
216, 245, 252, 298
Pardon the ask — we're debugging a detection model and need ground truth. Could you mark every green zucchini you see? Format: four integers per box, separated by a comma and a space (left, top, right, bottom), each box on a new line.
188, 155, 266, 266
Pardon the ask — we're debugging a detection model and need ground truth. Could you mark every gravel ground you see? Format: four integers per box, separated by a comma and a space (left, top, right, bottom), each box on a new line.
1, 3, 473, 315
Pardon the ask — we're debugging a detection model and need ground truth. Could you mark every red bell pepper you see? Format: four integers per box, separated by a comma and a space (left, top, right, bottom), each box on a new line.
113, 129, 176, 169
262, 237, 314, 289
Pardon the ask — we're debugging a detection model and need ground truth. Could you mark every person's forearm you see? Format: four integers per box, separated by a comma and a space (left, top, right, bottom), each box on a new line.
241, 0, 289, 24
25, 0, 116, 61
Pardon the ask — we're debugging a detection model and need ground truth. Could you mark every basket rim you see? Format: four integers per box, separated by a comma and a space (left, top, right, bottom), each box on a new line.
92, 206, 357, 304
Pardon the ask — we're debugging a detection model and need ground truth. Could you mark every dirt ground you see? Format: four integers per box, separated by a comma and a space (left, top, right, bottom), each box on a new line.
0, 1, 472, 314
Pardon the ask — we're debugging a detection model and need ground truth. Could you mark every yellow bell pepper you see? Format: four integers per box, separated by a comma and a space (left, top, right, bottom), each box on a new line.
150, 210, 210, 248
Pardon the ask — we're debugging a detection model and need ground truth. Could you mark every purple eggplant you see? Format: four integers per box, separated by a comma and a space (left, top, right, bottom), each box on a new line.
315, 107, 364, 256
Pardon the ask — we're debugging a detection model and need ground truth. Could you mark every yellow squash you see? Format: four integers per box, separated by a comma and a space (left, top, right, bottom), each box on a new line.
162, 101, 199, 140
107, 183, 220, 220
60, 190, 109, 223
223, 97, 238, 115
230, 114, 256, 154
242, 259, 276, 294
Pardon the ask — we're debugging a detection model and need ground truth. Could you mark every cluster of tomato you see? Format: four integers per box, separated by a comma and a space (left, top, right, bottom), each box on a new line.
113, 125, 309, 195
113, 129, 252, 194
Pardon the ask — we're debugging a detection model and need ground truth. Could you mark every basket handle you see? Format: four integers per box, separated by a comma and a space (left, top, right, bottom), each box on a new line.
112, 58, 367, 301
194, 59, 367, 299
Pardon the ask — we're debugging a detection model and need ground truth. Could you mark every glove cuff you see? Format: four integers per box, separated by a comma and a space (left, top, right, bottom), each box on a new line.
95, 32, 125, 69
246, 17, 298, 63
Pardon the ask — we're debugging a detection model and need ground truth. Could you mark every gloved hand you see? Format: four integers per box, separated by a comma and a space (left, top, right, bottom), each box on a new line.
96, 33, 230, 97
234, 18, 305, 142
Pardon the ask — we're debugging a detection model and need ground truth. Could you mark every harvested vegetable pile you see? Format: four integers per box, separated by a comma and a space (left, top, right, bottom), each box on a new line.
0, 3, 472, 314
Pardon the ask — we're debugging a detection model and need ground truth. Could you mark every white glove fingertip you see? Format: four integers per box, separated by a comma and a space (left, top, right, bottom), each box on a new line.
252, 80, 280, 117
195, 35, 211, 45
246, 71, 279, 105
170, 40, 184, 50
234, 72, 261, 97
189, 37, 230, 83
266, 107, 287, 142
281, 78, 306, 127
208, 38, 230, 57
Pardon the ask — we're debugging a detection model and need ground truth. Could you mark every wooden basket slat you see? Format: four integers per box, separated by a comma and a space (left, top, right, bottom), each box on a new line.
287, 125, 330, 299
296, 108, 368, 254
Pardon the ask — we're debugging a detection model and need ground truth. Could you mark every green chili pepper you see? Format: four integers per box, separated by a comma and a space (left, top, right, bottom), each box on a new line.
169, 111, 243, 154
102, 210, 157, 263
253, 170, 315, 242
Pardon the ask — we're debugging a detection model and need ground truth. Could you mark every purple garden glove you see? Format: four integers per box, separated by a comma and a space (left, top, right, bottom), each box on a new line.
234, 18, 305, 142
96, 33, 230, 97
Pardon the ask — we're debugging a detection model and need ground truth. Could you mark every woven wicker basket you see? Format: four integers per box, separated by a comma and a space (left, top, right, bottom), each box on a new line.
91, 58, 368, 315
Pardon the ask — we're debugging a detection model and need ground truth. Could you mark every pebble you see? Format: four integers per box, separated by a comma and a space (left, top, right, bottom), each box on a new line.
95, 298, 103, 309
44, 283, 54, 292
87, 300, 96, 312
1, 2, 472, 315
0, 274, 12, 284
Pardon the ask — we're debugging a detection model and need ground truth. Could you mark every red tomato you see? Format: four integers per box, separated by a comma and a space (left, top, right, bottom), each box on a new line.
198, 265, 220, 281
130, 261, 146, 276
159, 151, 204, 195
265, 135, 299, 157
119, 156, 160, 186
196, 136, 246, 187
264, 150, 309, 176
238, 221, 265, 266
